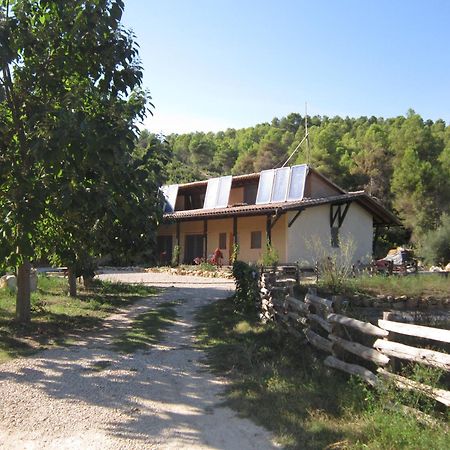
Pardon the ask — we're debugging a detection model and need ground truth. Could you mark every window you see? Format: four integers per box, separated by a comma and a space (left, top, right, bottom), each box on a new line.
244, 184, 258, 204
251, 231, 262, 249
219, 232, 227, 249
331, 227, 340, 248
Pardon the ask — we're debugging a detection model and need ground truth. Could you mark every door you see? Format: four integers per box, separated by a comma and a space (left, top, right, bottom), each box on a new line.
184, 234, 204, 264
157, 235, 173, 265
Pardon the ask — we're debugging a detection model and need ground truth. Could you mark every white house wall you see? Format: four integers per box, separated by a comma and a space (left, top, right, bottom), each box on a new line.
286, 203, 373, 267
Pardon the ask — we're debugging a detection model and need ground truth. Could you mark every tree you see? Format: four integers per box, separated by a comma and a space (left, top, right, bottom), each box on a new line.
0, 0, 156, 320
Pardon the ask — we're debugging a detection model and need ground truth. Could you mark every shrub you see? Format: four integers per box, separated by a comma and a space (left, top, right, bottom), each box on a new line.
231, 260, 259, 313
259, 243, 279, 267
306, 235, 356, 293
420, 214, 450, 265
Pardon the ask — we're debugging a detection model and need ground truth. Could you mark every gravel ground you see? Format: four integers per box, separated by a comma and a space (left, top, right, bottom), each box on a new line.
0, 272, 279, 449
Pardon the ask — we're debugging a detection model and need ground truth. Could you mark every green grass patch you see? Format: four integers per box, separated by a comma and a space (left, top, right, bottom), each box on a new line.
196, 299, 449, 449
345, 274, 450, 299
0, 276, 157, 363
113, 301, 178, 353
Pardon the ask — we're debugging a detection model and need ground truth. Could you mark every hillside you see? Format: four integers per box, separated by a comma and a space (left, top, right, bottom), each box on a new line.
138, 110, 450, 252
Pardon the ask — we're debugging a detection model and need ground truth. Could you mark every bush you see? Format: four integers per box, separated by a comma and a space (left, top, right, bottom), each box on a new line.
259, 243, 279, 267
306, 235, 356, 293
231, 260, 259, 313
420, 214, 450, 265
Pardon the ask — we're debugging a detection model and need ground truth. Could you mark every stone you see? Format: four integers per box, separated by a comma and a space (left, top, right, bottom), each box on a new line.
30, 270, 38, 292
0, 274, 17, 291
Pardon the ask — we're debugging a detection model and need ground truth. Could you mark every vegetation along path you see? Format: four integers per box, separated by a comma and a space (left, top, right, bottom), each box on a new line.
0, 272, 279, 449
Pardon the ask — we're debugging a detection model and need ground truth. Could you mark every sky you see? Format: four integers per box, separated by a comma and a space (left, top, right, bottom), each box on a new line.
122, 0, 450, 134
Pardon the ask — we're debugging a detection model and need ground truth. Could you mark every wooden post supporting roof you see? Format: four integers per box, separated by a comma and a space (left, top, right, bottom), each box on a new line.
203, 219, 208, 261
176, 221, 180, 265
233, 216, 238, 245
266, 215, 272, 245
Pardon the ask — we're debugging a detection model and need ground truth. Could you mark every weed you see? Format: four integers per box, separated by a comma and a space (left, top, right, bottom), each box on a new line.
113, 301, 177, 353
195, 298, 449, 449
0, 276, 157, 362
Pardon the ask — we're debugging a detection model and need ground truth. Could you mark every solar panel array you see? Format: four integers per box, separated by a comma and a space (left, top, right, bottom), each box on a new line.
203, 175, 233, 209
160, 184, 179, 213
256, 164, 308, 204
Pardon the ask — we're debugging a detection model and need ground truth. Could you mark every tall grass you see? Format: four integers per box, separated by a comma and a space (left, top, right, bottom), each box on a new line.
196, 298, 449, 449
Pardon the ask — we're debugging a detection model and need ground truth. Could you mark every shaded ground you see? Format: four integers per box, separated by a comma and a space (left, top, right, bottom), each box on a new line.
0, 272, 279, 449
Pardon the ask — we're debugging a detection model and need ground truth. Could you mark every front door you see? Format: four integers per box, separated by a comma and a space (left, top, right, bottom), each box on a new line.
184, 234, 204, 264
157, 235, 173, 265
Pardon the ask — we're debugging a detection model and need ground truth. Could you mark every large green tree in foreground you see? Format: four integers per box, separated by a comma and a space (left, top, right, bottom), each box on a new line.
0, 0, 163, 321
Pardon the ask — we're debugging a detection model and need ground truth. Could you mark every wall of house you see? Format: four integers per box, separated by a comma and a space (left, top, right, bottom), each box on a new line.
228, 187, 244, 205
286, 203, 373, 267
206, 218, 233, 264
157, 213, 288, 265
307, 172, 342, 198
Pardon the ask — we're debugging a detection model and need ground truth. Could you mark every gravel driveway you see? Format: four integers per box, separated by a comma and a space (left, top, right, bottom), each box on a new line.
0, 272, 279, 449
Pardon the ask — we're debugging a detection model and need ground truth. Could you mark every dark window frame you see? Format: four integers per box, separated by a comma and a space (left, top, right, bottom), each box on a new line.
250, 231, 262, 249
219, 232, 227, 249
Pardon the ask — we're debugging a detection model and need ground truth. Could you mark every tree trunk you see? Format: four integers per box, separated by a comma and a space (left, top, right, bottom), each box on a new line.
68, 267, 77, 297
82, 274, 94, 289
16, 260, 31, 324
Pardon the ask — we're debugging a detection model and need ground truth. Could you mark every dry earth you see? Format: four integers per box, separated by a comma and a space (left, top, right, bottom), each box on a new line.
0, 272, 280, 449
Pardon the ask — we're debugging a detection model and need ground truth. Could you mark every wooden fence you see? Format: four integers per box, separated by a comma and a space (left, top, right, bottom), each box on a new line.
259, 271, 450, 407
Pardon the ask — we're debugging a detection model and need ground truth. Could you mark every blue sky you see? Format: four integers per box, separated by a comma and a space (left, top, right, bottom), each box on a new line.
122, 0, 450, 134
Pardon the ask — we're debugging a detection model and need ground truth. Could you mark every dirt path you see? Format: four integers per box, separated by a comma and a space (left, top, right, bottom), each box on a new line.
0, 273, 279, 449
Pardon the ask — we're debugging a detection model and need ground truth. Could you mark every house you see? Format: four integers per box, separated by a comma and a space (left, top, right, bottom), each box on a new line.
157, 164, 401, 267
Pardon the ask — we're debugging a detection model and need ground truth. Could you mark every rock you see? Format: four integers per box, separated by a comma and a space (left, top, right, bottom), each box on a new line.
30, 270, 38, 292
0, 274, 17, 291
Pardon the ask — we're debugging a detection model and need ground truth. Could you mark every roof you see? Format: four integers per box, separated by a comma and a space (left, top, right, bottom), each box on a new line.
163, 191, 401, 226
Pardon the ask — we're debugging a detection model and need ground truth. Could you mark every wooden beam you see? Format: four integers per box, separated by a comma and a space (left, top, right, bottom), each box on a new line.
325, 356, 378, 386
373, 339, 450, 371
305, 292, 334, 311
233, 216, 238, 245
309, 314, 333, 333
330, 334, 390, 366
288, 209, 303, 227
378, 368, 450, 407
203, 219, 208, 260
285, 295, 309, 314
176, 221, 181, 265
327, 313, 389, 337
270, 212, 283, 230
378, 319, 450, 344
304, 328, 333, 353
338, 202, 351, 227
330, 204, 341, 227
266, 215, 272, 244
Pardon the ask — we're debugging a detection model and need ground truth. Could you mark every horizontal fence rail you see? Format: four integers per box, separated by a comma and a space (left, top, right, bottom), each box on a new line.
258, 270, 450, 407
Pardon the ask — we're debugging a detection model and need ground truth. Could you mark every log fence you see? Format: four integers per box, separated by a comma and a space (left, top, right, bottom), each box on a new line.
258, 269, 450, 407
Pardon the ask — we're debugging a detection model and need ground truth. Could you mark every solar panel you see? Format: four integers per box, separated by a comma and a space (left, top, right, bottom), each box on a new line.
160, 184, 179, 213
203, 177, 220, 209
271, 167, 291, 202
216, 175, 232, 208
287, 164, 308, 201
203, 176, 232, 209
256, 169, 275, 204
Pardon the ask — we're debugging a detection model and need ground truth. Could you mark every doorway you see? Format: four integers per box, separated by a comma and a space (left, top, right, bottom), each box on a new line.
157, 235, 173, 265
184, 235, 204, 264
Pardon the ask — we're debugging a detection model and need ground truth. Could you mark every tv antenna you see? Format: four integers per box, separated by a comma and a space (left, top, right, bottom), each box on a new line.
281, 102, 310, 167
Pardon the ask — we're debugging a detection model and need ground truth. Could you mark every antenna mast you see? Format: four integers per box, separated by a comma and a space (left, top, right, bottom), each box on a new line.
281, 101, 310, 168
305, 102, 310, 164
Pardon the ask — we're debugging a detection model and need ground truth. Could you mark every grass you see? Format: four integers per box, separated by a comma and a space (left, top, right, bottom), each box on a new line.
0, 276, 157, 363
196, 299, 449, 449
113, 301, 179, 353
345, 273, 450, 299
